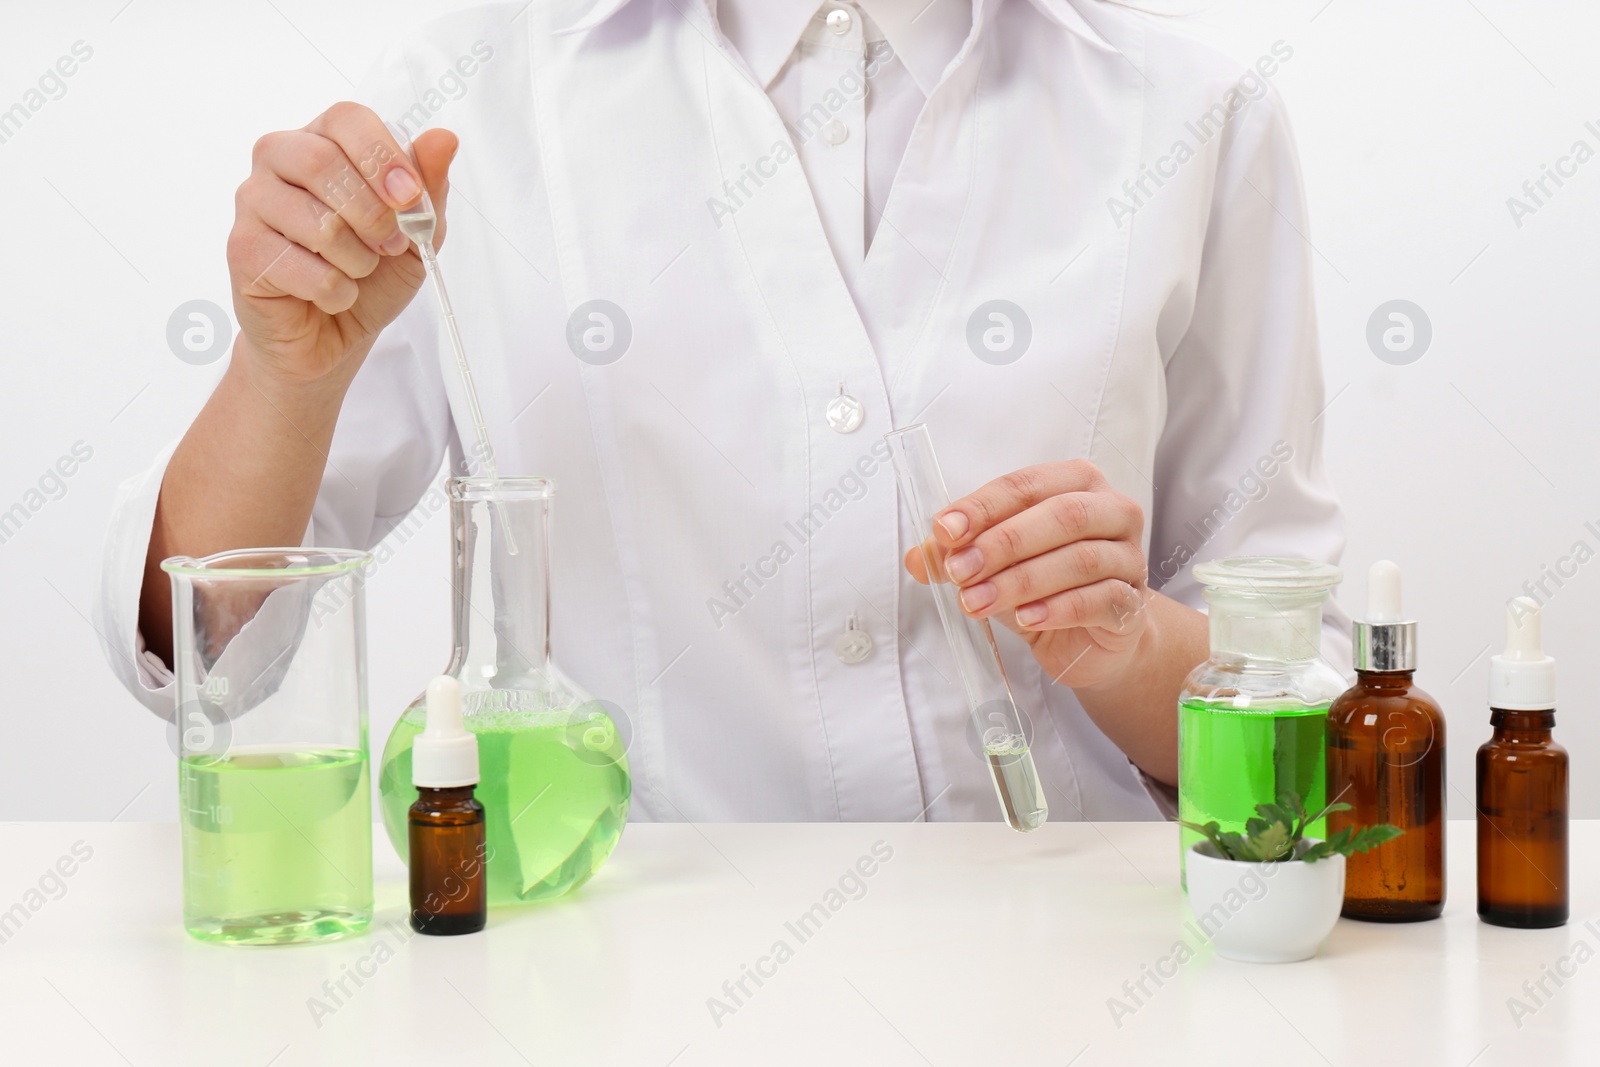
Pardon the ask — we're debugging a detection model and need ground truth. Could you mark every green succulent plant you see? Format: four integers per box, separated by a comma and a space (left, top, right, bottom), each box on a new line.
1180, 791, 1403, 864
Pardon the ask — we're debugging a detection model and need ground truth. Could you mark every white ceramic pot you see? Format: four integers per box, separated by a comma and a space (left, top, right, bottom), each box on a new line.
1185, 842, 1345, 963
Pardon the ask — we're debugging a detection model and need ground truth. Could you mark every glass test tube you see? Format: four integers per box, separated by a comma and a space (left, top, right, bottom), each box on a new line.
886, 424, 1048, 832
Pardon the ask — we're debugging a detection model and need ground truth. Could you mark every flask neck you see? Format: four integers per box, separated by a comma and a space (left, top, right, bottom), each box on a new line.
1205, 592, 1324, 664
448, 490, 551, 683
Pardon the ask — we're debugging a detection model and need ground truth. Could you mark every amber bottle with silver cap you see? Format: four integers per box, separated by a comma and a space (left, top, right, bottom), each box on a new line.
1327, 561, 1447, 921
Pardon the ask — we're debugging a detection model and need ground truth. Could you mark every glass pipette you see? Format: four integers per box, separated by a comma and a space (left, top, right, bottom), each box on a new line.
886, 424, 1048, 832
387, 124, 517, 555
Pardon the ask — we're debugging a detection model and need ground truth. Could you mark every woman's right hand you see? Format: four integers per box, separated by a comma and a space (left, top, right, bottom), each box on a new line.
226, 102, 458, 391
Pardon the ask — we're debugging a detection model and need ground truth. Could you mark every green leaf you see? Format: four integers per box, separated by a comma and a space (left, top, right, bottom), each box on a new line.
1305, 799, 1353, 828
1215, 831, 1247, 861
1177, 818, 1222, 843
1237, 819, 1295, 862
1230, 798, 1298, 862
1179, 819, 1233, 860
1302, 823, 1405, 862
1250, 804, 1293, 835
1301, 827, 1348, 863
1273, 791, 1309, 839
1348, 824, 1405, 854
1183, 793, 1404, 865
1276, 790, 1302, 818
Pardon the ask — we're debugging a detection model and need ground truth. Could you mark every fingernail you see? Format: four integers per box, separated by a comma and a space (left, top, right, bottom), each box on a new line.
385, 167, 420, 205
936, 511, 969, 540
381, 231, 410, 255
1016, 603, 1048, 628
945, 547, 982, 583
959, 582, 996, 614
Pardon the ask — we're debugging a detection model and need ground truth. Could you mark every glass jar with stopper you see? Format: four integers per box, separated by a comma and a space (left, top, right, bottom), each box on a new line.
1178, 557, 1345, 880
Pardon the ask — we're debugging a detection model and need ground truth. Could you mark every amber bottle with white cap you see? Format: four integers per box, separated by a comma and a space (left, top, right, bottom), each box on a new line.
409, 676, 487, 935
1327, 561, 1446, 921
1477, 597, 1567, 928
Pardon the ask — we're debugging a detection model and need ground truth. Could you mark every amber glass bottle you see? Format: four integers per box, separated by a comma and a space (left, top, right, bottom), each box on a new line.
1477, 597, 1567, 929
409, 786, 487, 935
1477, 709, 1567, 928
1328, 562, 1446, 921
1329, 673, 1446, 920
408, 676, 487, 936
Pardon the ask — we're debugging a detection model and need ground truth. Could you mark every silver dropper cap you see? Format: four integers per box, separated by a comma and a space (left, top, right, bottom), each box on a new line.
1353, 560, 1417, 672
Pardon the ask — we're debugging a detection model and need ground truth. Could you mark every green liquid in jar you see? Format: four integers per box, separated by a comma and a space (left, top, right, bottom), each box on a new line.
379, 703, 630, 904
179, 746, 373, 944
1178, 699, 1329, 878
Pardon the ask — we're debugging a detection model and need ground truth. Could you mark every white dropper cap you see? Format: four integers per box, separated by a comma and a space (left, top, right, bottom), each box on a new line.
412, 676, 480, 788
1488, 597, 1556, 711
1353, 560, 1416, 671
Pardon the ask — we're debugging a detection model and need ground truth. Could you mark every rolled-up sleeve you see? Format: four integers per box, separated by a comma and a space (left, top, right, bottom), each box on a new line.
94, 308, 450, 719
95, 439, 184, 717
1146, 85, 1352, 673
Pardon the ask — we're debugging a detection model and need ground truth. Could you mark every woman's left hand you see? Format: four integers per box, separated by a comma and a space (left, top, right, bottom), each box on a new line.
903, 459, 1151, 690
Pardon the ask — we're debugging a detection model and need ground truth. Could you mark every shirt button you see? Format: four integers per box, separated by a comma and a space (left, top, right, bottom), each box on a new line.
835, 615, 873, 664
822, 119, 849, 146
826, 7, 853, 35
826, 390, 865, 433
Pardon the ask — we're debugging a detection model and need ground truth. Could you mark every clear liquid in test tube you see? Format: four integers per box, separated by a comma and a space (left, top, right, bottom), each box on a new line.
886, 424, 1048, 832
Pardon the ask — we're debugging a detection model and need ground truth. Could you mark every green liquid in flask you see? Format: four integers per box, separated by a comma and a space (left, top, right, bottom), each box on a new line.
1178, 699, 1329, 875
179, 747, 373, 944
379, 704, 630, 904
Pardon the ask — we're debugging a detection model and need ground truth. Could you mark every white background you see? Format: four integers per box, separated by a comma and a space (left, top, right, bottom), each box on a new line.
3, 0, 1597, 821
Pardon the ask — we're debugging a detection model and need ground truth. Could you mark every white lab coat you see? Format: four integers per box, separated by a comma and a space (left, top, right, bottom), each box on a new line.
98, 0, 1351, 823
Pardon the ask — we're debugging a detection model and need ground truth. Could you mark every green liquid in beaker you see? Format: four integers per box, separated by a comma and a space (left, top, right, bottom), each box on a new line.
179, 747, 372, 944
1178, 699, 1329, 876
379, 704, 630, 904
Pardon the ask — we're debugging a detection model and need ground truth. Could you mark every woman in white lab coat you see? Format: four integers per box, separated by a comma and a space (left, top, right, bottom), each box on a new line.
98, 0, 1347, 822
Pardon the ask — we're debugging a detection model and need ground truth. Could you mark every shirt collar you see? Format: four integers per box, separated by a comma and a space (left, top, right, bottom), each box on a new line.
552, 0, 1118, 64
696, 0, 974, 96
550, 0, 639, 36
714, 0, 819, 90
1022, 0, 1116, 52
858, 0, 974, 97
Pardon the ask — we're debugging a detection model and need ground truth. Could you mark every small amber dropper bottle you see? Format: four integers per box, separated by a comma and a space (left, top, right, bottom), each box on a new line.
409, 676, 487, 936
1478, 597, 1567, 928
1328, 561, 1446, 921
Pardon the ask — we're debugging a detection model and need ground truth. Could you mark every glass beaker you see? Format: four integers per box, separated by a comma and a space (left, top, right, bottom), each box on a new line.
377, 477, 630, 904
162, 548, 374, 945
1178, 557, 1345, 879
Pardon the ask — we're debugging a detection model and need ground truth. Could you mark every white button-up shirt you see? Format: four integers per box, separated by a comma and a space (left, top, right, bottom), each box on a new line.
98, 0, 1350, 823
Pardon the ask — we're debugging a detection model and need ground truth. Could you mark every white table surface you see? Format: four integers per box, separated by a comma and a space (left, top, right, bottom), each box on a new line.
0, 819, 1593, 1066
